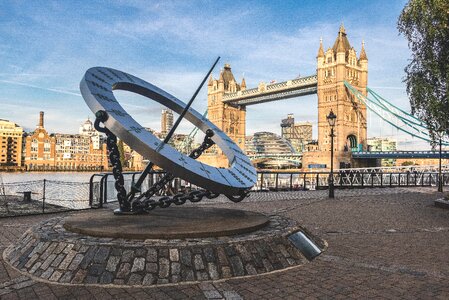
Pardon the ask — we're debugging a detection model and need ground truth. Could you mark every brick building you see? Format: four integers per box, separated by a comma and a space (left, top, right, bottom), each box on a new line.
24, 112, 108, 171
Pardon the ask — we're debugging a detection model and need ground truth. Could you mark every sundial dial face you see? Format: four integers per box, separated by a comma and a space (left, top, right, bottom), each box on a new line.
80, 67, 257, 195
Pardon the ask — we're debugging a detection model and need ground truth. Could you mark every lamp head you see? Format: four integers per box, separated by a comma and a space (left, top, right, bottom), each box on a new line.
327, 110, 337, 127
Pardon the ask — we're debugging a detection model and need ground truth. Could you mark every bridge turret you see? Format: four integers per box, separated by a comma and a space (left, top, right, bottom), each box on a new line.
241, 77, 246, 91
304, 25, 368, 170
359, 41, 368, 88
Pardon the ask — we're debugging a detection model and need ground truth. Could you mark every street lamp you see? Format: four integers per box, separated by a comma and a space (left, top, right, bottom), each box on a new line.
327, 110, 337, 198
437, 130, 444, 192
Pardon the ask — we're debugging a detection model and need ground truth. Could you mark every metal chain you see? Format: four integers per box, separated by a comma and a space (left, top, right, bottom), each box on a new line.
95, 113, 249, 213
132, 129, 219, 211
94, 111, 130, 211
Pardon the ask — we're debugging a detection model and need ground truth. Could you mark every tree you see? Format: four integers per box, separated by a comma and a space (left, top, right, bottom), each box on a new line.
117, 139, 126, 169
398, 0, 449, 142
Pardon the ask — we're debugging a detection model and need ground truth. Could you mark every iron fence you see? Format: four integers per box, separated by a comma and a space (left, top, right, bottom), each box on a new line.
90, 170, 449, 207
0, 179, 90, 217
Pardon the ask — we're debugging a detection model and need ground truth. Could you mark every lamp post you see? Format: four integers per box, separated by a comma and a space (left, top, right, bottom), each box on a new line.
438, 131, 443, 193
327, 110, 337, 198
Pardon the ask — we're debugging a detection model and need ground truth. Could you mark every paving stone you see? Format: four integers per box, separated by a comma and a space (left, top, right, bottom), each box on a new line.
146, 262, 158, 273
203, 247, 216, 262
180, 249, 192, 266
99, 271, 114, 284
67, 253, 84, 271
217, 247, 229, 265
147, 248, 157, 262
93, 246, 110, 264
116, 263, 131, 279
169, 248, 179, 261
127, 273, 143, 285
142, 273, 155, 285
194, 254, 205, 270
158, 258, 170, 278
135, 248, 146, 257
131, 257, 145, 272
221, 266, 232, 278
229, 256, 245, 276
106, 255, 121, 272
207, 262, 220, 280
58, 271, 73, 283
121, 250, 134, 263
88, 264, 105, 276
79, 246, 97, 269
171, 262, 181, 275
50, 253, 65, 268
48, 270, 62, 282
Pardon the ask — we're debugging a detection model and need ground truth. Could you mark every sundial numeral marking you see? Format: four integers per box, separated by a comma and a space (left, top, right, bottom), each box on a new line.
97, 69, 114, 81
178, 155, 188, 167
230, 147, 245, 156
106, 109, 128, 117
128, 126, 145, 134
91, 73, 110, 85
89, 80, 109, 92
107, 69, 123, 80
199, 163, 211, 179
237, 156, 253, 167
227, 169, 245, 185
216, 168, 232, 185
234, 167, 251, 182
237, 162, 256, 177
122, 72, 135, 83
93, 93, 116, 103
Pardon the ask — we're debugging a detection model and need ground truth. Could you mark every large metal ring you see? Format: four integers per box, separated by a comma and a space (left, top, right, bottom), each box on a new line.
80, 67, 256, 195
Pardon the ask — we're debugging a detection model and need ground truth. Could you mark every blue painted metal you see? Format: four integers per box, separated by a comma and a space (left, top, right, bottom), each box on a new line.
352, 151, 449, 159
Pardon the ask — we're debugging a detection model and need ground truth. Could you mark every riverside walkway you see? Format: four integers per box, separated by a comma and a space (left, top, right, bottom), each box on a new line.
1, 187, 448, 299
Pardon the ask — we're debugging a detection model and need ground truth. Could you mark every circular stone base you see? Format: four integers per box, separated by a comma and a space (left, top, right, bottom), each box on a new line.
4, 209, 325, 286
63, 207, 269, 239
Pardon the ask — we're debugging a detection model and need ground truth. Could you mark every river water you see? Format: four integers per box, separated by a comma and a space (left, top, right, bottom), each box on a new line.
0, 172, 96, 183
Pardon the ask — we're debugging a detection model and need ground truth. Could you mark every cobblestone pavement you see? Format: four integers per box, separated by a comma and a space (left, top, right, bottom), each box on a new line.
1, 187, 449, 299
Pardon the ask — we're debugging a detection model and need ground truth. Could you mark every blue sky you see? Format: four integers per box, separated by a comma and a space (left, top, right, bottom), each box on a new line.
0, 0, 426, 148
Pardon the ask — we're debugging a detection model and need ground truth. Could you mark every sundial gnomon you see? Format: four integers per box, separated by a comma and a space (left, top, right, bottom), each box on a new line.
80, 59, 257, 214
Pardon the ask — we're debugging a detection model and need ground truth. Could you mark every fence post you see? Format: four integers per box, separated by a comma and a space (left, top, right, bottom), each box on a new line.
275, 173, 279, 191
42, 179, 46, 213
290, 174, 293, 191
303, 173, 307, 190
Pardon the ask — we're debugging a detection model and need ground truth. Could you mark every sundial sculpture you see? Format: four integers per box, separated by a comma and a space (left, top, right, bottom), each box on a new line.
80, 58, 257, 214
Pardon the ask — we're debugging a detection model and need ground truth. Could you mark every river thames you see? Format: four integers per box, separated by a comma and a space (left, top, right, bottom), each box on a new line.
0, 172, 95, 183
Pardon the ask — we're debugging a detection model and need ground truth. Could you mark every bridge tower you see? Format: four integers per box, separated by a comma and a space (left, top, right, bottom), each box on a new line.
200, 64, 246, 167
304, 24, 368, 169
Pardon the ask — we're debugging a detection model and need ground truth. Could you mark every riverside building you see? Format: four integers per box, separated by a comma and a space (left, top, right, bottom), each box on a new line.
23, 112, 108, 171
0, 119, 23, 169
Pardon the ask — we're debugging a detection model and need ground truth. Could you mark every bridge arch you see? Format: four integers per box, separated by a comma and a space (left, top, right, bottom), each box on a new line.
347, 134, 357, 151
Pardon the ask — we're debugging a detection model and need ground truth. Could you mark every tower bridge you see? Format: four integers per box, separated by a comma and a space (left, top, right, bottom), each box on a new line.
199, 24, 440, 170
222, 75, 318, 106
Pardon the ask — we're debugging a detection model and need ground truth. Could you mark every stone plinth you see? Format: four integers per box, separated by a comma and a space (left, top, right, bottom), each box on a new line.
4, 207, 325, 286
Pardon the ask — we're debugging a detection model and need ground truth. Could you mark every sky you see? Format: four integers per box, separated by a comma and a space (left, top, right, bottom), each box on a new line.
0, 0, 428, 149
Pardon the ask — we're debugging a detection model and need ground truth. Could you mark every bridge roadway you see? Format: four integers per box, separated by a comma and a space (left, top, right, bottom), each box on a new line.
222, 74, 318, 106
352, 150, 449, 159
248, 151, 449, 161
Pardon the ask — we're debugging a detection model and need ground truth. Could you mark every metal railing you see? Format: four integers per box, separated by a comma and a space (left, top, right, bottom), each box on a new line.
89, 170, 449, 207
0, 179, 90, 217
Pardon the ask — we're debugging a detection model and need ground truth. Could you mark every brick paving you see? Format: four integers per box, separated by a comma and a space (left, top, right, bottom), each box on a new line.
1, 187, 449, 299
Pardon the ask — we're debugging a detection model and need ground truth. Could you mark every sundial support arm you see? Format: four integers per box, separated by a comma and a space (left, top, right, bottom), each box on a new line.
127, 57, 221, 202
